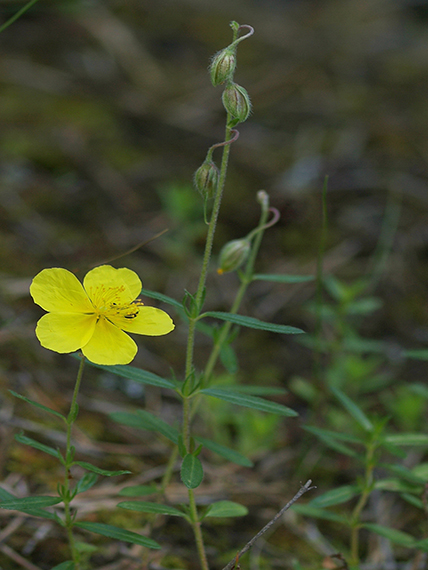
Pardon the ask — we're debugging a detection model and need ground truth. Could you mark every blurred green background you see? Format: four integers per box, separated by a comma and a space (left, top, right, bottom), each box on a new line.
1, 0, 428, 567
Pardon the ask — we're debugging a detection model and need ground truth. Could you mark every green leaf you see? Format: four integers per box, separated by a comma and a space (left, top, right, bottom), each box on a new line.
9, 391, 66, 421
75, 522, 160, 549
309, 485, 360, 508
220, 343, 239, 374
201, 312, 304, 335
14, 433, 61, 460
88, 363, 176, 390
417, 538, 428, 551
0, 496, 62, 510
385, 434, 428, 446
118, 485, 158, 497
330, 386, 373, 431
0, 488, 58, 520
141, 289, 183, 311
51, 562, 75, 570
374, 479, 420, 493
405, 350, 428, 361
74, 462, 131, 477
74, 473, 98, 495
195, 436, 253, 467
110, 410, 179, 444
252, 274, 314, 284
181, 454, 204, 489
204, 501, 248, 518
381, 463, 427, 484
200, 388, 298, 417
363, 523, 417, 548
223, 385, 287, 396
303, 425, 364, 445
118, 501, 185, 517
291, 504, 348, 524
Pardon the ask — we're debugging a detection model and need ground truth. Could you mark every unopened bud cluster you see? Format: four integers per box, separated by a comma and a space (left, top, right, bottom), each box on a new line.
217, 239, 251, 274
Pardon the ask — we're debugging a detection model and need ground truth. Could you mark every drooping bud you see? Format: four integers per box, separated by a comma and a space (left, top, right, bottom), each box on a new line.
217, 239, 251, 274
210, 48, 236, 86
193, 160, 219, 199
222, 82, 251, 123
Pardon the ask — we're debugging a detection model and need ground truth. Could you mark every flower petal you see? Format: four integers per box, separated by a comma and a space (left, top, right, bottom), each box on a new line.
83, 265, 142, 306
35, 313, 97, 353
111, 306, 175, 336
30, 268, 93, 313
82, 317, 137, 365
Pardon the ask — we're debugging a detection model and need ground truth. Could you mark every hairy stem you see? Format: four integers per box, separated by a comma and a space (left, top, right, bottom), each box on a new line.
62, 354, 85, 568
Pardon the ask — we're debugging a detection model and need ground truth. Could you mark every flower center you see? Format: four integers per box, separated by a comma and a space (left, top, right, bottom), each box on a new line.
87, 285, 143, 321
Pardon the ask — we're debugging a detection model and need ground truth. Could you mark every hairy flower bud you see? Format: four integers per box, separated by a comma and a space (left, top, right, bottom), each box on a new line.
222, 83, 251, 123
210, 48, 236, 86
217, 239, 251, 274
193, 160, 219, 199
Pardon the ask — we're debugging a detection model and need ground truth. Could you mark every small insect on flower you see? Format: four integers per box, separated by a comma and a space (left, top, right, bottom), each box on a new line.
30, 265, 175, 365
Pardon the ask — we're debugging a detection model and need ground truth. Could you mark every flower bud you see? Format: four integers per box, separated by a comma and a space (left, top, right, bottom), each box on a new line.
210, 48, 236, 86
217, 239, 251, 274
222, 83, 251, 123
193, 160, 219, 199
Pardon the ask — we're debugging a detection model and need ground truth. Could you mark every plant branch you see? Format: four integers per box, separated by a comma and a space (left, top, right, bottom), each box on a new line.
221, 480, 316, 570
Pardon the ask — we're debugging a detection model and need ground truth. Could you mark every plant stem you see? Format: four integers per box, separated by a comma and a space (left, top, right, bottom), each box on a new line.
183, 119, 234, 448
62, 354, 86, 568
203, 197, 271, 384
349, 440, 376, 565
0, 0, 41, 33
188, 489, 210, 570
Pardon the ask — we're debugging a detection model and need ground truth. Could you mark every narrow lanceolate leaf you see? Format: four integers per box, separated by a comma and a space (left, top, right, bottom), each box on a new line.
291, 504, 348, 524
0, 489, 58, 520
204, 501, 248, 518
303, 425, 364, 445
363, 524, 417, 548
74, 473, 98, 495
0, 496, 62, 510
330, 386, 373, 431
9, 391, 66, 421
252, 274, 314, 284
74, 462, 131, 477
88, 362, 176, 390
118, 485, 158, 497
405, 349, 428, 361
181, 454, 204, 489
200, 388, 298, 417
201, 312, 304, 335
309, 485, 360, 508
385, 434, 428, 446
75, 522, 160, 549
118, 501, 185, 517
14, 433, 61, 460
141, 289, 184, 311
109, 411, 179, 444
51, 562, 75, 570
195, 436, 253, 467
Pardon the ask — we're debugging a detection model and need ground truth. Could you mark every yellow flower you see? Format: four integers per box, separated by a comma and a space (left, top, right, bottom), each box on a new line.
30, 265, 175, 365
